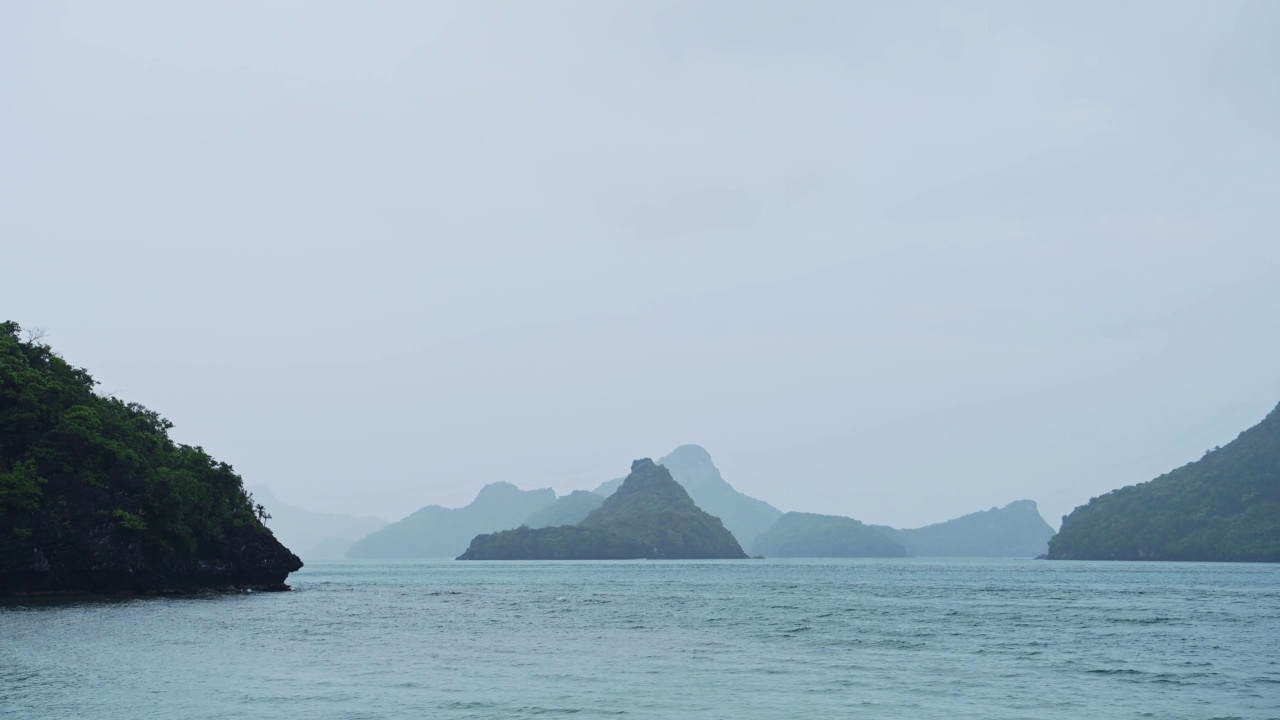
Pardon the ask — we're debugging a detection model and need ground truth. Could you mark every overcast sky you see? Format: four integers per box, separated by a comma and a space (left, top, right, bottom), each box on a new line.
3, 1, 1278, 529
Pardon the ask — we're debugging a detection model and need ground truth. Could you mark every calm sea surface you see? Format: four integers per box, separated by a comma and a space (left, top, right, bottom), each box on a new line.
3, 559, 1279, 719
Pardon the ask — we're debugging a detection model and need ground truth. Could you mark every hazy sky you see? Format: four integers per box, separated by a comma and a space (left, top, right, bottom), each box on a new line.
3, 1, 1278, 529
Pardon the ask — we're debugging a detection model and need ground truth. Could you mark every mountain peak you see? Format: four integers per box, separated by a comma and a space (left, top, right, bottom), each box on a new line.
657, 445, 721, 488
473, 481, 553, 505
579, 460, 746, 559
616, 459, 692, 503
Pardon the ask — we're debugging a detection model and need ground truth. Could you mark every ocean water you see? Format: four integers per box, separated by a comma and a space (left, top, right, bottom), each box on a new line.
2, 559, 1278, 719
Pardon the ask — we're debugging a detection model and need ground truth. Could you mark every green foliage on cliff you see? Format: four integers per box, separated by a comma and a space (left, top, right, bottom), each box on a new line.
751, 512, 907, 558
578, 459, 747, 559
595, 445, 782, 550
0, 322, 300, 593
1049, 403, 1280, 562
458, 524, 649, 560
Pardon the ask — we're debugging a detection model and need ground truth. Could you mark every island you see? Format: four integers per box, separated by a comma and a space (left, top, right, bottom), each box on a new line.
1048, 401, 1280, 562
458, 458, 748, 560
750, 512, 908, 558
595, 444, 781, 550
0, 321, 302, 595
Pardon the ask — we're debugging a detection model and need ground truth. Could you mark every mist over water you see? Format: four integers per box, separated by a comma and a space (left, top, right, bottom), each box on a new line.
5, 560, 1278, 719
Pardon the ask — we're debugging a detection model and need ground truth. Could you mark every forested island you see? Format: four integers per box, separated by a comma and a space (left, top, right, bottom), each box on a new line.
750, 512, 908, 557
0, 322, 302, 595
594, 445, 781, 550
459, 458, 747, 560
1049, 402, 1280, 562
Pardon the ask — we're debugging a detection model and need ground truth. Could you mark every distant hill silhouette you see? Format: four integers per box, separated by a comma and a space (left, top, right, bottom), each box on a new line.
346, 482, 555, 558
523, 490, 604, 528
457, 525, 651, 560
596, 445, 780, 549
751, 512, 908, 558
248, 484, 387, 560
459, 459, 748, 560
872, 501, 1055, 558
1049, 402, 1280, 562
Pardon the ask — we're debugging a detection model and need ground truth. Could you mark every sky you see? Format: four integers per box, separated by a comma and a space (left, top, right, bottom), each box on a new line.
2, 1, 1278, 529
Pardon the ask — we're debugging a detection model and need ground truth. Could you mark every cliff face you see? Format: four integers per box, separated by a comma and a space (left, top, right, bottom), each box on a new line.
1049, 403, 1280, 562
1, 522, 301, 595
0, 321, 301, 595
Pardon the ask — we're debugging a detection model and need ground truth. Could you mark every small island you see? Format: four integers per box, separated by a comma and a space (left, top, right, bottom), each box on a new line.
750, 512, 908, 558
459, 458, 748, 560
0, 322, 302, 595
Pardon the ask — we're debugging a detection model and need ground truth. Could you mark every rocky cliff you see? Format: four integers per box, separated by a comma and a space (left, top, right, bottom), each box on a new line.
0, 321, 301, 595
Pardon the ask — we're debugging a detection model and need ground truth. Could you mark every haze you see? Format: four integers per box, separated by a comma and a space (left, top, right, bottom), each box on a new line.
3, 1, 1277, 529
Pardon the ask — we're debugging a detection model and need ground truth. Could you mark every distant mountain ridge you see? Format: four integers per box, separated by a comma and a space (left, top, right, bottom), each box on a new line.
873, 500, 1054, 558
248, 484, 387, 560
346, 482, 555, 558
595, 445, 781, 550
459, 459, 748, 560
1049, 401, 1280, 562
523, 490, 604, 528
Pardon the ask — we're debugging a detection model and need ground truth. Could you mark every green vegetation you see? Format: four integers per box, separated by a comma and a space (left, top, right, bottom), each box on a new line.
751, 512, 907, 558
523, 490, 604, 529
1049, 403, 1280, 562
580, 459, 747, 559
0, 321, 301, 594
346, 482, 556, 558
458, 525, 649, 560
595, 444, 781, 550
458, 459, 748, 560
873, 500, 1056, 558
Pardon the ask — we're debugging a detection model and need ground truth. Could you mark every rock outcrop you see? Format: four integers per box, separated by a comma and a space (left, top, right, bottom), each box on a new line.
0, 321, 302, 595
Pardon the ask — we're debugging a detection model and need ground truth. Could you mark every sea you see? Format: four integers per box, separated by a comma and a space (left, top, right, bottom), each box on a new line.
3, 558, 1278, 719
